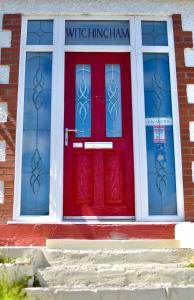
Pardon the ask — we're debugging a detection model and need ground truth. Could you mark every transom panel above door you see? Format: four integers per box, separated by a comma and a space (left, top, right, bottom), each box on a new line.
63, 52, 135, 218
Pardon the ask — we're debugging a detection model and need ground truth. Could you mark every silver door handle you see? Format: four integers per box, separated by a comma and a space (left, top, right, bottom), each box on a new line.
65, 128, 77, 146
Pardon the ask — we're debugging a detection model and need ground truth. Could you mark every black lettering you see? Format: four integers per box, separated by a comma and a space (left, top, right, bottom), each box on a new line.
104, 28, 109, 38
65, 27, 75, 38
109, 28, 115, 38
116, 28, 122, 38
96, 28, 103, 38
121, 28, 130, 39
88, 28, 93, 38
82, 28, 87, 38
93, 28, 96, 38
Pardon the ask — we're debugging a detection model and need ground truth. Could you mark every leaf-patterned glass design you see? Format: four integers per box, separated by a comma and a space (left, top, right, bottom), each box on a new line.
105, 64, 122, 137
21, 52, 52, 215
27, 20, 53, 45
142, 21, 168, 46
75, 64, 91, 137
143, 53, 177, 215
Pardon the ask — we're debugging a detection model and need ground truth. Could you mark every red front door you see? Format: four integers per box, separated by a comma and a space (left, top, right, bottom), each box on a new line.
64, 52, 134, 217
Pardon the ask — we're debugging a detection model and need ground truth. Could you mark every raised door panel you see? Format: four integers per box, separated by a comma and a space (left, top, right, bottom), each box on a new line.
104, 152, 125, 205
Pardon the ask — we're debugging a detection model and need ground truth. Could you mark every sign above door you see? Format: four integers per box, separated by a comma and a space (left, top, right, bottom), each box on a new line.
65, 20, 130, 45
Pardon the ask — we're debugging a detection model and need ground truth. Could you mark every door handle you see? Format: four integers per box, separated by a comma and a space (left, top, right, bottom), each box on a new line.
65, 128, 77, 146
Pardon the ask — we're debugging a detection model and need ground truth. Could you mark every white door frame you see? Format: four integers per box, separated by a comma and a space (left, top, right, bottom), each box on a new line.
13, 15, 184, 223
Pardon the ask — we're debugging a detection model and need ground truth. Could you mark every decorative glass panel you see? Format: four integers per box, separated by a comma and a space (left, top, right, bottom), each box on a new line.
75, 64, 91, 137
21, 52, 52, 215
143, 53, 177, 215
27, 20, 53, 45
142, 21, 168, 46
65, 21, 130, 45
106, 64, 122, 137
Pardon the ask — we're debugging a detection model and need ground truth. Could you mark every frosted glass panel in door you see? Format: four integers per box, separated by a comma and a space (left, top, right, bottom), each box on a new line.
105, 64, 122, 137
75, 64, 91, 137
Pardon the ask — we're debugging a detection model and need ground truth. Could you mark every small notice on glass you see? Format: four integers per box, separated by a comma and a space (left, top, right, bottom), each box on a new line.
153, 126, 166, 143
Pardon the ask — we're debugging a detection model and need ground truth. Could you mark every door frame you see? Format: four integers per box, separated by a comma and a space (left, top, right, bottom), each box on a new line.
13, 15, 184, 223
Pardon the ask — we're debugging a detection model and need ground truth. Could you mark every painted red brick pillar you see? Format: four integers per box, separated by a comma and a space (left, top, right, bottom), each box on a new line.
172, 14, 194, 220
0, 14, 21, 223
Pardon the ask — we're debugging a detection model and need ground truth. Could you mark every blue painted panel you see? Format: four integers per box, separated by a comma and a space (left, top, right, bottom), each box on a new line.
65, 21, 130, 45
27, 20, 53, 45
105, 64, 122, 137
142, 21, 168, 46
143, 53, 177, 216
21, 52, 52, 216
75, 64, 91, 137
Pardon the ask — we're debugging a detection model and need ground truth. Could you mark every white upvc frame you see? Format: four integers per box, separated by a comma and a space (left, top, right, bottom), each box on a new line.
134, 16, 184, 222
13, 15, 184, 223
13, 16, 65, 223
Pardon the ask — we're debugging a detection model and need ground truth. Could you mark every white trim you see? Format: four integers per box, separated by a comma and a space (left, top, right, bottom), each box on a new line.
135, 16, 184, 222
13, 17, 27, 221
54, 16, 65, 221
64, 216, 135, 220
13, 15, 184, 223
49, 16, 58, 220
142, 46, 169, 53
64, 45, 132, 52
134, 17, 149, 221
130, 17, 142, 222
8, 221, 179, 225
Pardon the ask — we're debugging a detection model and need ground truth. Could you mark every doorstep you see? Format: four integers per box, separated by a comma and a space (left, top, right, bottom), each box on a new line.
0, 223, 176, 246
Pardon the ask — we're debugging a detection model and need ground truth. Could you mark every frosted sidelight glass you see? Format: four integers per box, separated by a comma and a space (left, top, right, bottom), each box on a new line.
143, 53, 177, 215
21, 52, 52, 215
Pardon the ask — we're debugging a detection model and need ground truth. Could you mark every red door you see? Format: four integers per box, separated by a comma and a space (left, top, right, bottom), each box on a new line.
64, 52, 134, 217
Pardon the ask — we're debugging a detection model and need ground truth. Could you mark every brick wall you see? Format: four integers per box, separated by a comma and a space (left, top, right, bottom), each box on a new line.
0, 14, 21, 223
173, 14, 194, 221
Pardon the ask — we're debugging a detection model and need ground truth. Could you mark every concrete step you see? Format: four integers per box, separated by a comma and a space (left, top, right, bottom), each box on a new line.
42, 248, 194, 265
37, 263, 194, 287
46, 239, 180, 250
25, 286, 194, 300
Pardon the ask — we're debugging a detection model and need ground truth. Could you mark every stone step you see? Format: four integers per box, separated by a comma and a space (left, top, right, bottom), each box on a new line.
46, 239, 180, 250
25, 286, 194, 300
42, 248, 194, 265
37, 264, 194, 287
